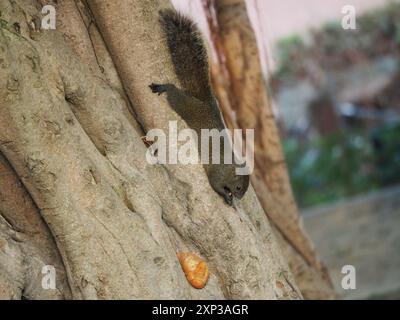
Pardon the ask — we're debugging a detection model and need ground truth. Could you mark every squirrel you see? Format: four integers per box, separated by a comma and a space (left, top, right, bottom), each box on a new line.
149, 9, 249, 206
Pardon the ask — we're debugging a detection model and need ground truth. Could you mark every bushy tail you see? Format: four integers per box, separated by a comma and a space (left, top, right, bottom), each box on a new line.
159, 9, 211, 100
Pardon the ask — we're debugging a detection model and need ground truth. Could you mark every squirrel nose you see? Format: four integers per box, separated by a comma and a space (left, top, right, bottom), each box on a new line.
223, 187, 233, 206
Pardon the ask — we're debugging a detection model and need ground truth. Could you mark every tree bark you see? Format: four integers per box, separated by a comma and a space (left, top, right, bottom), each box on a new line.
0, 0, 301, 299
202, 0, 336, 299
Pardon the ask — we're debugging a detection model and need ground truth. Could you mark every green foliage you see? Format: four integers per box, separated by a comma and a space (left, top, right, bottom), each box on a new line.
370, 123, 400, 185
275, 35, 305, 82
284, 123, 400, 208
273, 3, 400, 208
271, 3, 400, 84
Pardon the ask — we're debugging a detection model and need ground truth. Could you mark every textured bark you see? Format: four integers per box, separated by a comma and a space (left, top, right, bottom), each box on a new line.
0, 0, 301, 299
202, 0, 336, 299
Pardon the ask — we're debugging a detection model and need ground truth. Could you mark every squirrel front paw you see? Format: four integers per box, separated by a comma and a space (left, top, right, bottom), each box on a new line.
149, 83, 167, 96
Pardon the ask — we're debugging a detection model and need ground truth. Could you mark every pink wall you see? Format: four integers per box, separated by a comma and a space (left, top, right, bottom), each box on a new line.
249, 0, 393, 69
251, 0, 392, 45
172, 0, 394, 71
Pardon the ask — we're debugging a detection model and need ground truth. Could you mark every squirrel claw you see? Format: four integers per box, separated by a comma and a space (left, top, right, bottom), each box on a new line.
149, 83, 166, 96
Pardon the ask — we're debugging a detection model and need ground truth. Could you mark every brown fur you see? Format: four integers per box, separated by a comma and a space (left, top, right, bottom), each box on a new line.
150, 9, 249, 206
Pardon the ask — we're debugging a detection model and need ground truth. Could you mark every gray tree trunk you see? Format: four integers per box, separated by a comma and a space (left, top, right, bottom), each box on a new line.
0, 0, 300, 299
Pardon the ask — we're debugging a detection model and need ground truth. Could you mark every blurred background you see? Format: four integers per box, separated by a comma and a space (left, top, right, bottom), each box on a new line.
263, 0, 400, 300
174, 0, 400, 299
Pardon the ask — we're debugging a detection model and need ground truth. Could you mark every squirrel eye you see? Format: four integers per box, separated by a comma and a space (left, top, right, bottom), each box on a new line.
236, 186, 242, 191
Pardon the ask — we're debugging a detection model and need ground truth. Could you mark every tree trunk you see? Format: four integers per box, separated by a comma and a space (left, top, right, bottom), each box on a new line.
202, 0, 336, 299
0, 0, 301, 299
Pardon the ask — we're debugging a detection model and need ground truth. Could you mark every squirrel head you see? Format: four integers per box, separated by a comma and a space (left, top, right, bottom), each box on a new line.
207, 165, 250, 206
222, 174, 250, 206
